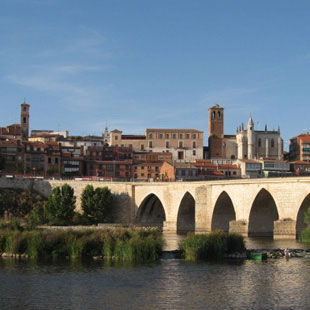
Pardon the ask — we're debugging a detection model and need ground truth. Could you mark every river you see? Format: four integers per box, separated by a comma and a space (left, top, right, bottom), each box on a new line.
1, 235, 310, 310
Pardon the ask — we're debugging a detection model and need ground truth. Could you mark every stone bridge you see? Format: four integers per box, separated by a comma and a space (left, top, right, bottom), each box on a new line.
1, 176, 310, 239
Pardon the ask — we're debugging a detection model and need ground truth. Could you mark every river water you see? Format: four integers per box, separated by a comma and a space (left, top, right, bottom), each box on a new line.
1, 235, 310, 310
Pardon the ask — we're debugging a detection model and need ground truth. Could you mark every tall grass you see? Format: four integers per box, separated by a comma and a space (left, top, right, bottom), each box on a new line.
180, 231, 245, 261
0, 228, 163, 263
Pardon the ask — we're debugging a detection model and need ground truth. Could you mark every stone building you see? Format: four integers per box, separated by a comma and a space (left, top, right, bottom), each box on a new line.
109, 128, 203, 162
236, 118, 283, 160
208, 104, 283, 161
145, 128, 203, 162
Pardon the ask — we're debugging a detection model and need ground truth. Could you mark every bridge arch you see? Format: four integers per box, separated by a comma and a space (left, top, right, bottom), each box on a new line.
248, 188, 279, 237
177, 192, 195, 234
296, 193, 310, 238
211, 191, 236, 232
135, 194, 166, 228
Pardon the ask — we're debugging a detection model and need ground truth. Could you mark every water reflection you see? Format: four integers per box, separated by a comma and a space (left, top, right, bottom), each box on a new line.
1, 258, 310, 310
163, 233, 310, 251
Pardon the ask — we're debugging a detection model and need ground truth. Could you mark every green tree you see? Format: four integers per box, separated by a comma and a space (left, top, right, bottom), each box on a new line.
81, 185, 113, 224
45, 184, 76, 225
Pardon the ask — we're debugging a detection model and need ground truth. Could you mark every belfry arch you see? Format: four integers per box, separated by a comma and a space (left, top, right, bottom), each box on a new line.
177, 192, 195, 234
136, 194, 166, 228
211, 191, 236, 232
248, 189, 279, 237
296, 194, 310, 238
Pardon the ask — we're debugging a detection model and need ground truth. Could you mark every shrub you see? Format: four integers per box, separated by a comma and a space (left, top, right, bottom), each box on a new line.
180, 231, 245, 261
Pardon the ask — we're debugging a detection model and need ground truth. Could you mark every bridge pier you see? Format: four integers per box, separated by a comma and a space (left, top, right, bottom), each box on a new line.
273, 219, 296, 239
229, 220, 248, 237
163, 221, 177, 233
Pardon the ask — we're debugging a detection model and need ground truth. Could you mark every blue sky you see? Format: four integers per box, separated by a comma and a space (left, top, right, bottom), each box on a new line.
1, 0, 310, 149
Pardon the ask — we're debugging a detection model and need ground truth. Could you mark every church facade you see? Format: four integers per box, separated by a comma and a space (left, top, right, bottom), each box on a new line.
208, 104, 283, 160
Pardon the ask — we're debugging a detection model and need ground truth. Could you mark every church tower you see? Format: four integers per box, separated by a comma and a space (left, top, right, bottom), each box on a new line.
20, 101, 30, 140
208, 104, 224, 158
247, 117, 254, 159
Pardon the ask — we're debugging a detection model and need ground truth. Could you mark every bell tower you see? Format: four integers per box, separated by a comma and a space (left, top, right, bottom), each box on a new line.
208, 104, 224, 158
20, 101, 30, 140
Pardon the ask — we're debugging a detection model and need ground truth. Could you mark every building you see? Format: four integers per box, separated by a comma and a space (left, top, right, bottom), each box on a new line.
0, 140, 23, 173
85, 146, 133, 179
109, 129, 146, 151
290, 161, 310, 176
259, 159, 290, 177
289, 134, 310, 162
235, 159, 262, 178
0, 101, 30, 142
208, 104, 283, 161
133, 151, 172, 163
145, 128, 203, 162
236, 118, 283, 160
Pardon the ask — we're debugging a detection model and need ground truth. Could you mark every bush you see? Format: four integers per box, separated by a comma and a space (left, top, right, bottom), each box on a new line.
180, 231, 245, 261
0, 189, 45, 219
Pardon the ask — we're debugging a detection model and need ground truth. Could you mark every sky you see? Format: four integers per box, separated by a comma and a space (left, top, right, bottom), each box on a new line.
1, 0, 310, 150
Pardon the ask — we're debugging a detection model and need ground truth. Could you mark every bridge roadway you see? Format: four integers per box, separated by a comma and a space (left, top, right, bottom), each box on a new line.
1, 176, 310, 239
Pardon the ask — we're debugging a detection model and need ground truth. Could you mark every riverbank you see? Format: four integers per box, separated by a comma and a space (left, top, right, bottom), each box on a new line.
0, 228, 163, 262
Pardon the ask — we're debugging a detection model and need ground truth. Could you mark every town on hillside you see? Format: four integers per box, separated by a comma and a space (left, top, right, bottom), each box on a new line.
0, 102, 309, 181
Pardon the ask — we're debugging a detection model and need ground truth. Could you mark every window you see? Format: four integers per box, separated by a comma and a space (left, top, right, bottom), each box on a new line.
186, 134, 190, 139
178, 151, 184, 160
218, 111, 221, 119
159, 134, 163, 139
179, 141, 183, 148
115, 136, 118, 140
23, 117, 26, 124
271, 139, 275, 148
149, 141, 153, 148
141, 144, 144, 150
193, 134, 196, 139
48, 157, 51, 164
141, 173, 144, 177
141, 166, 144, 170
23, 106, 26, 111
148, 174, 151, 178
166, 141, 170, 148
98, 164, 103, 170
165, 134, 169, 139
134, 173, 138, 178
258, 138, 262, 148
173, 134, 176, 139
149, 134, 153, 139
180, 134, 183, 139
193, 141, 196, 148
55, 158, 58, 164
193, 150, 196, 156
212, 111, 215, 120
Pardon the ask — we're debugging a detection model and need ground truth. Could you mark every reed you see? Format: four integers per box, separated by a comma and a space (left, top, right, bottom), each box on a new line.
180, 231, 245, 261
0, 228, 163, 263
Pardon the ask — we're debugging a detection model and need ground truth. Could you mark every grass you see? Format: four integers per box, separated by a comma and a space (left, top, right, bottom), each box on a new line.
0, 227, 163, 263
180, 231, 245, 261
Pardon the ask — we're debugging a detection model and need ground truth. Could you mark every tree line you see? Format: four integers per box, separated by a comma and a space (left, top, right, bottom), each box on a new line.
0, 184, 113, 227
